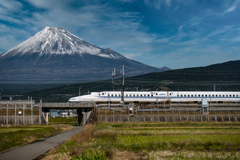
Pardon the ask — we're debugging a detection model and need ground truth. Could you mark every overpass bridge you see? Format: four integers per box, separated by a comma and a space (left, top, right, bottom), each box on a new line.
42, 102, 96, 125
0, 100, 96, 126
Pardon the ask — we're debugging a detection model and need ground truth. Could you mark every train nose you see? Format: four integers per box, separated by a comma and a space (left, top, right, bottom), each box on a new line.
69, 97, 76, 102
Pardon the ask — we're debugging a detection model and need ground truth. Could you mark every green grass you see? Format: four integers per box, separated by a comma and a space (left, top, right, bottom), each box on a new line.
47, 122, 240, 159
49, 117, 78, 124
71, 149, 108, 160
114, 134, 240, 151
0, 125, 63, 152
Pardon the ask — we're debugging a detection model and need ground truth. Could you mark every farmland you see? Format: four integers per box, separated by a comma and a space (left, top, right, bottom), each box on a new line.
0, 124, 74, 152
44, 122, 240, 159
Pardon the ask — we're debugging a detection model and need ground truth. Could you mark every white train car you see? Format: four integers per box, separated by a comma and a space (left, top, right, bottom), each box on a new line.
69, 91, 240, 103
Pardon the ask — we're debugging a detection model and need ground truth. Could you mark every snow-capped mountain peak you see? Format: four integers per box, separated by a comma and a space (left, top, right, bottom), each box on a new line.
0, 27, 168, 81
1, 27, 123, 59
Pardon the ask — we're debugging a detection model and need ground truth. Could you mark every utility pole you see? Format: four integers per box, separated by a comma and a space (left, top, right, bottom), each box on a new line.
79, 87, 81, 96
121, 66, 124, 106
112, 69, 115, 91
112, 66, 125, 107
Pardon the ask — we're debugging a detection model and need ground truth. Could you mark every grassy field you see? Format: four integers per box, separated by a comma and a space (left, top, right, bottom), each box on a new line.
49, 117, 78, 125
0, 124, 74, 152
43, 122, 240, 160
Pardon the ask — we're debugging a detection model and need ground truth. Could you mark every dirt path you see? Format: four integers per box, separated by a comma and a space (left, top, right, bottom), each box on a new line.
0, 126, 85, 160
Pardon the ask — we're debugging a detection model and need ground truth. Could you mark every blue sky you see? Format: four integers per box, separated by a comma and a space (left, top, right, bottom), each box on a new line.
0, 0, 240, 69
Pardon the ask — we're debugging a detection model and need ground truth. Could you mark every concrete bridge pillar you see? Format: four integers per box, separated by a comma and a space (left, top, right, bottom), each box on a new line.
77, 108, 92, 126
42, 108, 50, 125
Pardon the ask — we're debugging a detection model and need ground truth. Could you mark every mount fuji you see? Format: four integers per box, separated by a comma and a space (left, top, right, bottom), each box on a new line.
0, 27, 169, 81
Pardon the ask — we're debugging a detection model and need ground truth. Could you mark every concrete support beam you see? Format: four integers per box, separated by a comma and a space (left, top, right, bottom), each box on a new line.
77, 108, 83, 125
42, 108, 50, 125
77, 108, 92, 126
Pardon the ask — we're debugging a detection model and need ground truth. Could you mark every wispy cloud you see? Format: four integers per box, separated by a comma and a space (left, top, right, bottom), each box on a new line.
0, 0, 22, 13
207, 26, 233, 38
223, 0, 240, 14
144, 0, 172, 9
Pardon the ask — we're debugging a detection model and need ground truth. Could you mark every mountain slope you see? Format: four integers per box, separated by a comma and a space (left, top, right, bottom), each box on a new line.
13, 60, 240, 102
134, 60, 240, 81
0, 27, 169, 81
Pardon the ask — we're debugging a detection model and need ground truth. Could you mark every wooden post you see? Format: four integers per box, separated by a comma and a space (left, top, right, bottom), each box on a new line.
31, 97, 33, 124
105, 107, 107, 122
151, 106, 152, 122
113, 108, 114, 122
6, 103, 8, 126
15, 104, 16, 125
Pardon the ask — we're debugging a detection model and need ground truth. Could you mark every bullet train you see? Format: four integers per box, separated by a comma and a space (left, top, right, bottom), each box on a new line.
69, 91, 240, 103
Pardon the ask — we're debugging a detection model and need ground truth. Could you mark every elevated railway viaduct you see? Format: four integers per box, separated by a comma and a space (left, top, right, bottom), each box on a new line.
1, 100, 240, 125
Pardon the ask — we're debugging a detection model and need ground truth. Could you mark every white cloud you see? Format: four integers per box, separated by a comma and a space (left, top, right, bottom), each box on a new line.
223, 0, 240, 14
0, 25, 32, 51
123, 53, 141, 59
0, 0, 22, 12
0, 0, 24, 24
207, 26, 233, 38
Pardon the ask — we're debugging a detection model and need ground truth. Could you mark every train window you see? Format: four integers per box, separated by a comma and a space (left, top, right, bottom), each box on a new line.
151, 95, 153, 97
209, 95, 211, 97
108, 94, 110, 97
144, 94, 146, 97
99, 94, 100, 96
216, 95, 218, 97
212, 95, 214, 97
230, 95, 232, 97
233, 95, 235, 97
188, 95, 190, 97
195, 95, 197, 97
102, 93, 104, 95
184, 95, 186, 97
170, 93, 171, 95
198, 95, 200, 97
202, 95, 204, 97
223, 95, 225, 97
133, 94, 135, 97
191, 95, 193, 97
156, 93, 158, 95
148, 94, 150, 97
177, 95, 179, 97
181, 95, 182, 97
237, 95, 239, 97
137, 94, 138, 97
205, 95, 207, 97
219, 95, 221, 97
226, 95, 228, 97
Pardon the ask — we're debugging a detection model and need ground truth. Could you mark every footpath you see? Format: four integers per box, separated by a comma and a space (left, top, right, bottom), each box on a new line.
0, 126, 85, 160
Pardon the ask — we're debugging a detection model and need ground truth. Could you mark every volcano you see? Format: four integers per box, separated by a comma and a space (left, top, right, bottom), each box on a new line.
0, 27, 169, 81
